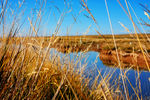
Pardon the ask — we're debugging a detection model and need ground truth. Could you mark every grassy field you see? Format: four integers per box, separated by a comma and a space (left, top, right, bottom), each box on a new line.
0, 34, 149, 99
2, 34, 150, 53
0, 35, 124, 100
1, 34, 150, 70
0, 0, 150, 99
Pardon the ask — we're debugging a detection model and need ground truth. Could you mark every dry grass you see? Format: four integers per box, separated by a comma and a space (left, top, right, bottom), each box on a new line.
0, 36, 121, 100
4, 34, 150, 53
0, 0, 150, 100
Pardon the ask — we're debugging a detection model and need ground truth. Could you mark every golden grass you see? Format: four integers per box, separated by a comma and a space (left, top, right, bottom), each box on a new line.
3, 34, 150, 53
0, 37, 122, 99
0, 0, 150, 99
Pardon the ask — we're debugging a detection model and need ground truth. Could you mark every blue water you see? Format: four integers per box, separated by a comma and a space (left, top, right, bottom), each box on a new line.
50, 48, 150, 98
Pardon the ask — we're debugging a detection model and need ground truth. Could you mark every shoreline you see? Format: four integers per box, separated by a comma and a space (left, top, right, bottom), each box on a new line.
0, 34, 150, 71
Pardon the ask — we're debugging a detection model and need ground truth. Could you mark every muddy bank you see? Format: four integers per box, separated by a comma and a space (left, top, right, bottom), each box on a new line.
52, 42, 150, 71
99, 50, 150, 70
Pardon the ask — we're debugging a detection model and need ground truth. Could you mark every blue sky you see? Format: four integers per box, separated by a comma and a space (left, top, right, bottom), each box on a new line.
5, 0, 150, 36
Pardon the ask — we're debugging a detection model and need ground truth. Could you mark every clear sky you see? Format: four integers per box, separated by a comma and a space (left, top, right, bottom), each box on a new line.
3, 0, 150, 36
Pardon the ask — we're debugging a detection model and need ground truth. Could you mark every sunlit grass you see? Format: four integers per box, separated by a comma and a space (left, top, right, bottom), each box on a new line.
0, 0, 150, 99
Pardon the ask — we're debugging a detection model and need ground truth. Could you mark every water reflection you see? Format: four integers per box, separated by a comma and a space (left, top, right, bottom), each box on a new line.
53, 43, 150, 71
49, 48, 150, 98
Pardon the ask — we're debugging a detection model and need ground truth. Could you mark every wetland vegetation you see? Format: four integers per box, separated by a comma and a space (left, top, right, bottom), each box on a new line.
0, 0, 150, 100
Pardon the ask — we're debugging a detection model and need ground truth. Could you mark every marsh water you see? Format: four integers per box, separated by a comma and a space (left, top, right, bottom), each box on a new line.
50, 48, 150, 98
